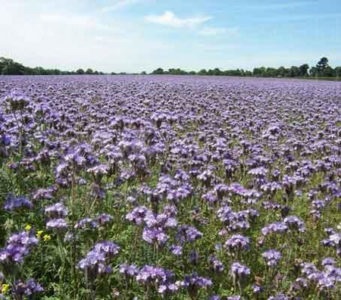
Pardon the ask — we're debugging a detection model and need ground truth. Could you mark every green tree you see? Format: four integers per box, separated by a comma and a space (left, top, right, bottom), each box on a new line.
334, 66, 341, 78
198, 69, 207, 75
298, 64, 309, 77
152, 68, 164, 75
316, 57, 329, 75
76, 68, 85, 74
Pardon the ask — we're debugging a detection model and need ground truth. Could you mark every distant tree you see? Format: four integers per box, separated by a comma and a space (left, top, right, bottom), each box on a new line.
111, 72, 117, 75
334, 66, 341, 78
140, 71, 147, 75
0, 57, 27, 75
298, 64, 309, 77
323, 66, 335, 77
86, 68, 93, 74
277, 66, 288, 77
76, 68, 85, 74
316, 57, 329, 75
289, 66, 300, 77
253, 67, 266, 76
212, 68, 222, 76
152, 68, 164, 75
198, 69, 207, 75
309, 66, 317, 77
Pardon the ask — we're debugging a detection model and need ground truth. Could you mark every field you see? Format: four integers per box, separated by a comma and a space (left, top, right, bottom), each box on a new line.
0, 75, 340, 299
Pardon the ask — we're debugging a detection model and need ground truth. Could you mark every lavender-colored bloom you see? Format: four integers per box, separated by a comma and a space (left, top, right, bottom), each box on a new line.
169, 245, 183, 256
96, 213, 113, 225
158, 283, 179, 295
46, 218, 68, 229
283, 215, 305, 232
230, 262, 251, 278
268, 293, 289, 300
291, 277, 308, 291
74, 217, 98, 229
225, 234, 250, 252
209, 255, 224, 272
261, 222, 288, 236
0, 231, 38, 263
4, 194, 32, 211
181, 273, 212, 289
321, 257, 336, 267
87, 164, 109, 176
135, 265, 173, 285
142, 227, 169, 245
78, 241, 120, 275
12, 279, 43, 297
119, 263, 139, 277
253, 284, 263, 293
31, 186, 56, 201
44, 202, 68, 218
262, 249, 281, 267
93, 241, 120, 256
176, 225, 203, 243
126, 206, 149, 225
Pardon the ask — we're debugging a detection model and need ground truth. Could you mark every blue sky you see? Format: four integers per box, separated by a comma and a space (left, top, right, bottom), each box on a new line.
0, 0, 340, 72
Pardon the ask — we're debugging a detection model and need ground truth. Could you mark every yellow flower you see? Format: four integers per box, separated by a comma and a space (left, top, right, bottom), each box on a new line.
36, 230, 44, 238
1, 283, 10, 294
24, 224, 32, 231
43, 234, 51, 242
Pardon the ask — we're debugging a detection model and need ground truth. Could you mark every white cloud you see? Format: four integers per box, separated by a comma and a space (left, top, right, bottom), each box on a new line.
198, 26, 239, 36
145, 11, 211, 28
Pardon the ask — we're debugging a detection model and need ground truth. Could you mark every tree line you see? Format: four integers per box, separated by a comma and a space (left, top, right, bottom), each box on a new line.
151, 57, 340, 78
1, 56, 340, 78
0, 57, 105, 75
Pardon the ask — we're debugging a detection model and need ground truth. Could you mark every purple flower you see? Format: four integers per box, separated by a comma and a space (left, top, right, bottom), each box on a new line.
209, 255, 224, 272
169, 245, 183, 256
74, 217, 98, 229
181, 273, 212, 289
321, 257, 336, 267
126, 206, 149, 225
135, 265, 173, 285
46, 218, 68, 229
12, 278, 43, 297
119, 263, 139, 277
95, 213, 113, 225
158, 283, 179, 295
0, 231, 38, 263
78, 241, 120, 276
283, 215, 305, 232
230, 262, 251, 278
93, 241, 120, 256
268, 293, 289, 300
4, 194, 32, 211
176, 225, 203, 243
261, 222, 288, 236
225, 234, 250, 252
262, 249, 281, 267
44, 202, 68, 218
142, 227, 169, 245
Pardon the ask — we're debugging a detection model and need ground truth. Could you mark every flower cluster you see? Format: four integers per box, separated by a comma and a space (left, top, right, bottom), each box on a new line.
78, 241, 120, 276
0, 231, 38, 263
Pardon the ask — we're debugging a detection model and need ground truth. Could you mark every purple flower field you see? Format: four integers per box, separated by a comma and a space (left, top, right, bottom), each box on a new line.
0, 75, 340, 299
